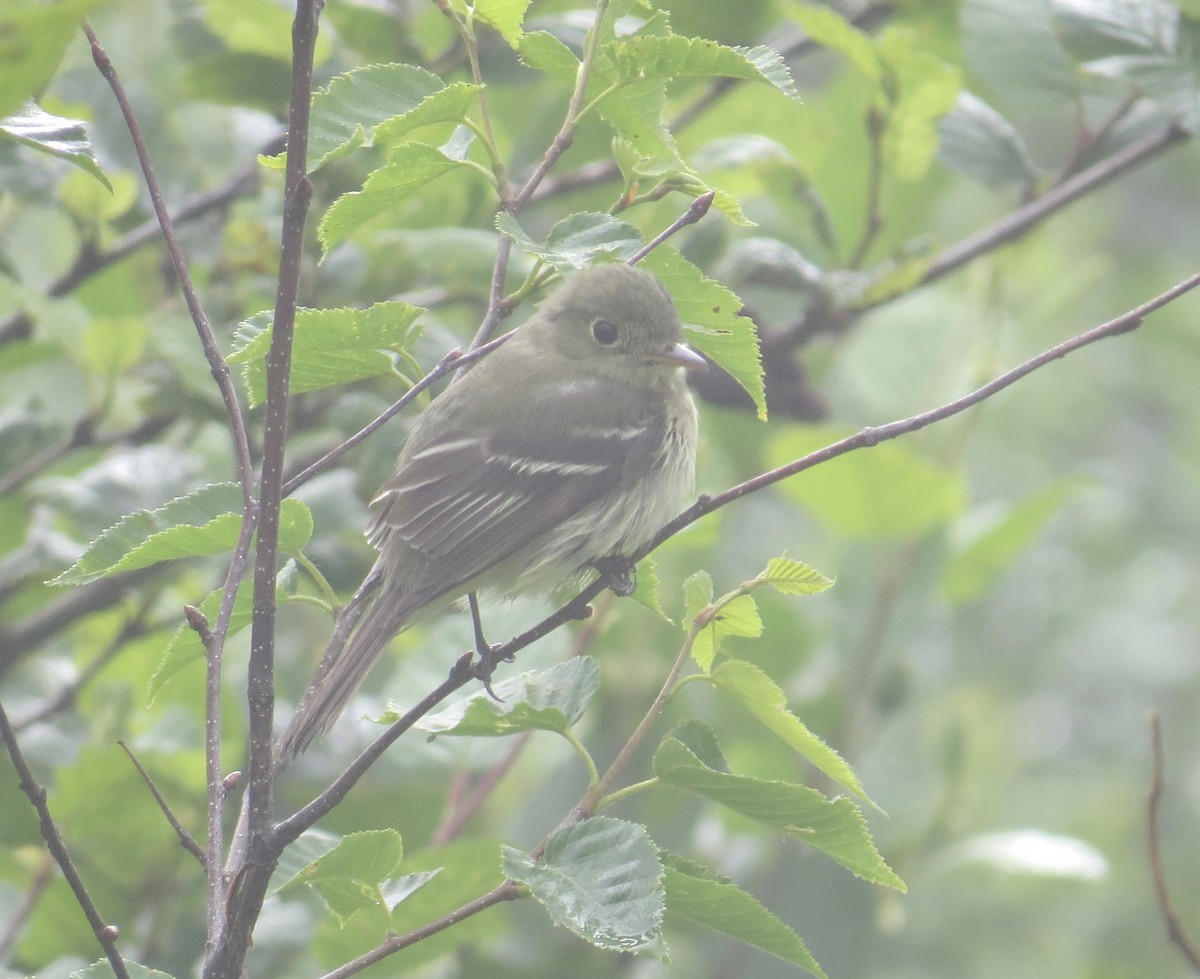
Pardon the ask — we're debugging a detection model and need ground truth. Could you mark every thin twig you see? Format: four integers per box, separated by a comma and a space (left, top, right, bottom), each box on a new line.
0, 701, 130, 979
318, 882, 520, 979
629, 191, 715, 265
1146, 712, 1200, 971
118, 741, 207, 867
82, 22, 255, 496
915, 123, 1190, 295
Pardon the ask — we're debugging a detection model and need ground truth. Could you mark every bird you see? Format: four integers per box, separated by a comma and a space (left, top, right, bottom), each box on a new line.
276, 262, 705, 760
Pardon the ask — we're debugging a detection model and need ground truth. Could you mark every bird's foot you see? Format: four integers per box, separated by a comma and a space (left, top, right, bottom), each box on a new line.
591, 555, 638, 597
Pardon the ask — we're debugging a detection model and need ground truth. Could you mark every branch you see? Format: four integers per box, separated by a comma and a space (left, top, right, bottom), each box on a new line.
205, 1, 322, 973
914, 123, 1189, 295
118, 741, 207, 867
317, 882, 520, 979
1146, 712, 1200, 971
0, 701, 130, 979
82, 23, 255, 496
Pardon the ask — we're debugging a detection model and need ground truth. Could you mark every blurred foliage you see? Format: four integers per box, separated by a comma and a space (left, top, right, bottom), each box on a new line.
3, 0, 1200, 977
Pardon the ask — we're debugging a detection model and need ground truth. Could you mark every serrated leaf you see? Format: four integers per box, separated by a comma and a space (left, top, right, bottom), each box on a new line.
682, 570, 714, 624
318, 143, 477, 250
270, 828, 342, 896
664, 719, 728, 772
49, 484, 312, 586
503, 817, 666, 957
709, 660, 867, 801
640, 248, 766, 420
293, 830, 404, 925
938, 91, 1040, 186
653, 738, 904, 890
757, 556, 835, 596
595, 77, 681, 167
663, 853, 826, 978
496, 212, 642, 270
413, 657, 600, 736
692, 592, 761, 672
227, 302, 423, 407
0, 100, 111, 189
69, 961, 175, 979
292, 63, 478, 172
517, 30, 580, 81
607, 35, 800, 100
943, 478, 1086, 603
474, 0, 531, 47
629, 556, 672, 622
766, 426, 966, 539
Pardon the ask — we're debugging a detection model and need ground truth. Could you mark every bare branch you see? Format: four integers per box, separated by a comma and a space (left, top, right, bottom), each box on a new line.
0, 701, 131, 979
119, 741, 207, 868
1146, 712, 1200, 971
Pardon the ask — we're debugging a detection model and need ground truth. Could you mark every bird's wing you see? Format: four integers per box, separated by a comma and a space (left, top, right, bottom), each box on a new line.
368, 383, 663, 597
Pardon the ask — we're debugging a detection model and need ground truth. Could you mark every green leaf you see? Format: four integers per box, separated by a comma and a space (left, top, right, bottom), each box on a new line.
786, 3, 880, 81
226, 302, 423, 407
386, 838, 505, 964
270, 828, 342, 896
595, 77, 681, 167
682, 570, 714, 625
413, 657, 601, 736
766, 426, 966, 539
474, 0, 532, 47
517, 30, 581, 81
709, 660, 868, 801
607, 35, 800, 100
653, 738, 905, 890
756, 556, 835, 596
69, 961, 177, 979
876, 29, 962, 181
318, 143, 478, 250
943, 479, 1087, 603
0, 0, 97, 119
938, 91, 1040, 186
0, 100, 111, 189
148, 584, 252, 700
496, 212, 643, 270
692, 592, 761, 672
502, 817, 666, 957
49, 484, 312, 586
200, 0, 332, 63
82, 316, 148, 381
295, 63, 478, 172
639, 248, 766, 420
629, 556, 672, 622
961, 0, 1077, 111
663, 853, 827, 979
292, 830, 404, 926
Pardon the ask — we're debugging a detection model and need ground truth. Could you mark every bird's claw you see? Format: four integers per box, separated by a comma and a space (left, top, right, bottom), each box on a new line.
592, 555, 637, 597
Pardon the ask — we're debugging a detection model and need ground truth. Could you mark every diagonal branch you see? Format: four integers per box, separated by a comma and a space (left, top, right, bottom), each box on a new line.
0, 701, 131, 979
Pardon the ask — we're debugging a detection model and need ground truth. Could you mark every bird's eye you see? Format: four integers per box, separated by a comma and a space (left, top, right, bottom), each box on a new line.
591, 319, 619, 346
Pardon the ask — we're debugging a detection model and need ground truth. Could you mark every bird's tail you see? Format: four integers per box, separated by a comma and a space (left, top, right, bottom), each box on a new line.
275, 583, 415, 764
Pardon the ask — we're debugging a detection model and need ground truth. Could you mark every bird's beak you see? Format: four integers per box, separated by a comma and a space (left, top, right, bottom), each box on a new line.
651, 342, 708, 371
